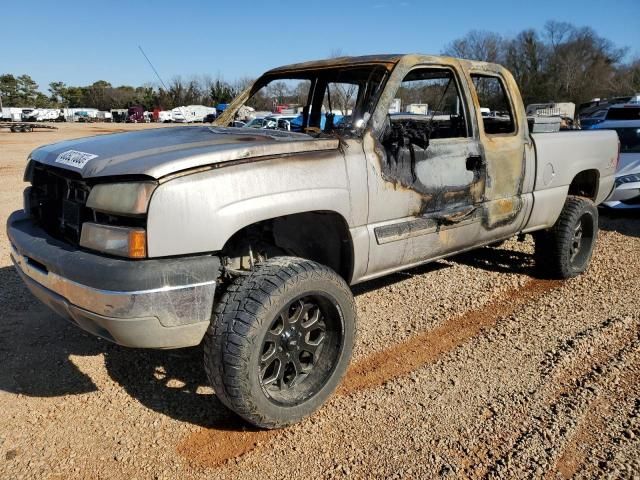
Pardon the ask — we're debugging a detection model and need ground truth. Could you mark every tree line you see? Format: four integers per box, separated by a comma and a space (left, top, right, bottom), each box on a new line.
0, 74, 247, 110
444, 21, 639, 106
1, 21, 638, 111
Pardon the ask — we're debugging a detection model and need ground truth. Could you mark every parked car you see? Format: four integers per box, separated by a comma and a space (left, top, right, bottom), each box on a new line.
289, 113, 344, 132
8, 54, 618, 429
261, 114, 298, 130
594, 117, 640, 208
603, 104, 640, 121
244, 116, 266, 128
580, 101, 640, 130
206, 114, 243, 126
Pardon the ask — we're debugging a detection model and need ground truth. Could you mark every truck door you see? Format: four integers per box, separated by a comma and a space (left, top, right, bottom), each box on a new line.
467, 69, 528, 238
363, 64, 486, 277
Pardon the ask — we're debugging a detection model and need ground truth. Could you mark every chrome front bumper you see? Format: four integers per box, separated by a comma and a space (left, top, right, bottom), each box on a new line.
7, 211, 220, 349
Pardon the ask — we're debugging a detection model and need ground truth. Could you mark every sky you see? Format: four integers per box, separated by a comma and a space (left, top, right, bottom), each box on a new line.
3, 0, 639, 92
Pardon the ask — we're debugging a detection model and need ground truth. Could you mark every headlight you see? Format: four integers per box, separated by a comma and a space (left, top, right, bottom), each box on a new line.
80, 223, 147, 258
86, 181, 157, 215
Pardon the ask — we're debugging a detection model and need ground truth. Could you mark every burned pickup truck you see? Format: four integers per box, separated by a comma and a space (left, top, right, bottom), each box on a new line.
8, 54, 618, 428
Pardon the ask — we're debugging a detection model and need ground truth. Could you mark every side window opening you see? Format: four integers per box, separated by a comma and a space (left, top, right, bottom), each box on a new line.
390, 68, 469, 140
379, 68, 470, 189
322, 82, 359, 132
471, 74, 516, 135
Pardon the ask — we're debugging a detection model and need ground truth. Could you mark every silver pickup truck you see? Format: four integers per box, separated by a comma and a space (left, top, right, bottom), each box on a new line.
7, 54, 619, 428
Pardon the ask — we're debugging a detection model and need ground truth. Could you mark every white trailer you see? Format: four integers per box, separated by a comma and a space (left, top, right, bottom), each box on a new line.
24, 109, 62, 122
172, 105, 216, 123
96, 111, 113, 122
1, 107, 24, 122
158, 111, 173, 123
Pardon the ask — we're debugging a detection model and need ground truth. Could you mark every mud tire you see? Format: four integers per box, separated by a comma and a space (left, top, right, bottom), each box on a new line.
534, 195, 598, 279
204, 257, 356, 429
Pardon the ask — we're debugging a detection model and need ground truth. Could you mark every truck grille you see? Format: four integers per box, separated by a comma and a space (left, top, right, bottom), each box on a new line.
28, 163, 92, 245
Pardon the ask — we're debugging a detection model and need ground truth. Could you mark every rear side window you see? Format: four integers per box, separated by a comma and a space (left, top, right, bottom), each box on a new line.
614, 127, 640, 153
606, 107, 640, 121
471, 74, 515, 135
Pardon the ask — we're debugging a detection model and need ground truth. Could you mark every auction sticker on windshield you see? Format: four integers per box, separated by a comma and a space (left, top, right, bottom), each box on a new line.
55, 150, 98, 169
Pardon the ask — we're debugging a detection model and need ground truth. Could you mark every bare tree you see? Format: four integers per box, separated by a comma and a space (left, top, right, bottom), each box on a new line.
544, 21, 573, 49
326, 82, 357, 115
266, 81, 289, 105
444, 23, 633, 105
443, 31, 504, 63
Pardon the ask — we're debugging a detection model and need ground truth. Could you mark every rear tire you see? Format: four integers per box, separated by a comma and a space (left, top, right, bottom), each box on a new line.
204, 257, 356, 429
534, 196, 598, 279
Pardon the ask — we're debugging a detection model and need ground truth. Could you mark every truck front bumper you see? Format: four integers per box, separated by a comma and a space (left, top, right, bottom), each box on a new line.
7, 211, 220, 349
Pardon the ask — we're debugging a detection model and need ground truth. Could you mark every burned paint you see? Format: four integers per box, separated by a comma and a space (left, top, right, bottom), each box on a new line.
218, 53, 529, 244
266, 54, 401, 75
482, 196, 525, 230
378, 127, 486, 217
366, 54, 527, 232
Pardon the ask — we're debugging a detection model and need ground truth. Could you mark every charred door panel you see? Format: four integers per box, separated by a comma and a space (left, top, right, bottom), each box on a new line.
364, 64, 487, 276
466, 68, 528, 233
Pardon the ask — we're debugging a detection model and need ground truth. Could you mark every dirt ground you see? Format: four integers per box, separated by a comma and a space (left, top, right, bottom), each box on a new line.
0, 123, 638, 479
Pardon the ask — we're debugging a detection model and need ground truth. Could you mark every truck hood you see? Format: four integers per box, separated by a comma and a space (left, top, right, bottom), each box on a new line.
29, 126, 340, 179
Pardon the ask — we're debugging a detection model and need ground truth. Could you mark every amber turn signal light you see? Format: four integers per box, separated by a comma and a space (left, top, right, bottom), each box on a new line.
128, 229, 147, 258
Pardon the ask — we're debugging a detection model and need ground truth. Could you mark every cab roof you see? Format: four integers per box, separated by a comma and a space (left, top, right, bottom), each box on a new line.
265, 54, 506, 77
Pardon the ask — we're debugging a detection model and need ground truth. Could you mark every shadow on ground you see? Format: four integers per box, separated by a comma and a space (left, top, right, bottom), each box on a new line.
0, 267, 103, 396
599, 207, 640, 238
0, 260, 456, 428
2, 210, 636, 428
352, 261, 451, 295
0, 265, 235, 428
450, 243, 537, 276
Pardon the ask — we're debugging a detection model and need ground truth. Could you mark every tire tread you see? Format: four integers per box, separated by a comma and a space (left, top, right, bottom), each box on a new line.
203, 256, 356, 429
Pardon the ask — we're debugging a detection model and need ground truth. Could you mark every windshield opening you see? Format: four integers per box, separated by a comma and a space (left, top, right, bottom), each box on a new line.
218, 65, 390, 137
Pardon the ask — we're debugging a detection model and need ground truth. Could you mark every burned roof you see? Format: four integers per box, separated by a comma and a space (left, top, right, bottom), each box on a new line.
266, 54, 405, 74
265, 54, 505, 76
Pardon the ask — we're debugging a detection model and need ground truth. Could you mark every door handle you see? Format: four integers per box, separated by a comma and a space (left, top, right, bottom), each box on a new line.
466, 155, 484, 171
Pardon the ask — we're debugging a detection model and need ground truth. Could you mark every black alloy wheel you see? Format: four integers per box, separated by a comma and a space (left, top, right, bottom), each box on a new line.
259, 294, 342, 405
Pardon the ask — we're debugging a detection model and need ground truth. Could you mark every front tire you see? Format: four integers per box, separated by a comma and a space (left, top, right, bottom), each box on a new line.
534, 195, 598, 279
204, 257, 356, 429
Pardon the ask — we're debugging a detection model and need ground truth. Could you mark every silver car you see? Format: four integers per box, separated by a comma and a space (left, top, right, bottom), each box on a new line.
597, 117, 640, 208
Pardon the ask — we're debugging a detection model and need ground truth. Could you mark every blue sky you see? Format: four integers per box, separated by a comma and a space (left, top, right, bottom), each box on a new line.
3, 0, 639, 91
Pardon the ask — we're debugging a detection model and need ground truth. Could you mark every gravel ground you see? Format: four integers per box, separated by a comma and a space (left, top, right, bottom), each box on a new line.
0, 123, 638, 479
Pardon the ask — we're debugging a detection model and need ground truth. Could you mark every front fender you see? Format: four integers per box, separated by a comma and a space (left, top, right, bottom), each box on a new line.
146, 152, 352, 257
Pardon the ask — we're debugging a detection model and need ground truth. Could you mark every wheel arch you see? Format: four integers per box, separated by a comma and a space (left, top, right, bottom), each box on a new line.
220, 210, 355, 283
568, 169, 600, 201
